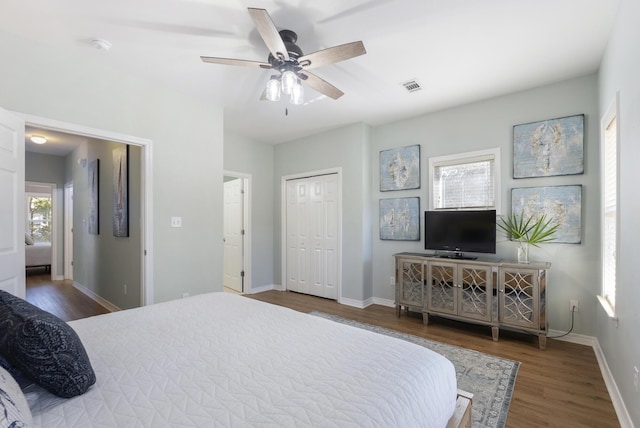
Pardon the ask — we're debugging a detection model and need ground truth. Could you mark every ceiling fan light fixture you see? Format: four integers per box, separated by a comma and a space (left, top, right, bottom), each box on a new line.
30, 135, 47, 145
281, 70, 297, 95
290, 80, 304, 105
266, 76, 281, 101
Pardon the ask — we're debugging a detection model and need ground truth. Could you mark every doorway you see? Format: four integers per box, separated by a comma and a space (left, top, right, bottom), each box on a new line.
24, 182, 57, 280
223, 171, 251, 294
18, 111, 154, 306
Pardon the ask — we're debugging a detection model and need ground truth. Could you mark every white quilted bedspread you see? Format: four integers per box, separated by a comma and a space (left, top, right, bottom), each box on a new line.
27, 293, 456, 427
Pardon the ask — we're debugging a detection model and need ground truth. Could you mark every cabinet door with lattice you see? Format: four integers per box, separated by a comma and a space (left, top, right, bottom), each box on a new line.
458, 264, 493, 322
396, 258, 425, 310
499, 267, 541, 330
426, 261, 457, 316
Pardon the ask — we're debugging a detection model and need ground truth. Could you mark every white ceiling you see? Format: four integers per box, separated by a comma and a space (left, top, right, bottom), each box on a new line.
5, 0, 618, 147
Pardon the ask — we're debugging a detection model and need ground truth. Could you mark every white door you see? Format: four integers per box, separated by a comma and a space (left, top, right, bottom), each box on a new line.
0, 108, 26, 298
223, 178, 243, 292
286, 174, 338, 300
64, 183, 73, 280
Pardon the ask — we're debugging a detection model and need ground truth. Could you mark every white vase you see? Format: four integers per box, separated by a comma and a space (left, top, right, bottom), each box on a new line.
517, 242, 530, 264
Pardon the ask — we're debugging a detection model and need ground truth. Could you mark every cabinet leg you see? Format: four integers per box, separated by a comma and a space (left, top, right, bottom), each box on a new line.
491, 326, 499, 342
423, 312, 429, 326
538, 333, 547, 350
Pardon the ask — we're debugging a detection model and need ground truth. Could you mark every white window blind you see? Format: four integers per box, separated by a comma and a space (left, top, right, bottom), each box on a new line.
430, 149, 499, 211
602, 115, 617, 310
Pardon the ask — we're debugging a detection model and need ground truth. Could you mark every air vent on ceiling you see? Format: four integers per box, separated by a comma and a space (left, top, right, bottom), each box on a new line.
401, 79, 422, 93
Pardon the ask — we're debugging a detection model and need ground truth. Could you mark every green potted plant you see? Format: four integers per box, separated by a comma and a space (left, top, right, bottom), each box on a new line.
497, 213, 560, 263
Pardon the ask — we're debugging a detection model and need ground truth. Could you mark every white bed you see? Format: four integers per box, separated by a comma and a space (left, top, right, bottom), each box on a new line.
24, 293, 469, 427
25, 242, 52, 270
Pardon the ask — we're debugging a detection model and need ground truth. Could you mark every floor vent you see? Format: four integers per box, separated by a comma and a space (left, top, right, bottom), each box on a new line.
401, 80, 422, 93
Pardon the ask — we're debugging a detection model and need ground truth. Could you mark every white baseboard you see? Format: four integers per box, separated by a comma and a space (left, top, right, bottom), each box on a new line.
72, 282, 121, 312
547, 329, 597, 346
339, 297, 372, 309
247, 284, 276, 294
592, 338, 633, 428
372, 297, 395, 308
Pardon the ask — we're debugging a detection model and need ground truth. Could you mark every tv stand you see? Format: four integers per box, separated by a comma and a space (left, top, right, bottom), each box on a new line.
393, 252, 550, 349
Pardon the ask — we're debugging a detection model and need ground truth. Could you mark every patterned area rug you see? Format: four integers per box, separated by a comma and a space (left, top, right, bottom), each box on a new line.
310, 312, 519, 428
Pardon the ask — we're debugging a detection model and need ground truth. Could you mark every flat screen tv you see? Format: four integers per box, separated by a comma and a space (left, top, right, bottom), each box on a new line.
424, 210, 496, 259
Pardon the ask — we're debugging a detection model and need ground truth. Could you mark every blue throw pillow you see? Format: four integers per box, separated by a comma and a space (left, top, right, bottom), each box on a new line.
0, 290, 96, 398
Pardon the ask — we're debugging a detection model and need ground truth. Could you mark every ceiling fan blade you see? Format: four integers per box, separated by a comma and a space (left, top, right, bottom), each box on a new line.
298, 41, 366, 70
201, 56, 271, 69
299, 71, 344, 100
247, 8, 289, 61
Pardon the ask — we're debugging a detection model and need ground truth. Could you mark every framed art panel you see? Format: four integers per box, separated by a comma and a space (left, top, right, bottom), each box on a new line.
379, 197, 420, 241
88, 159, 99, 235
511, 185, 582, 243
113, 144, 129, 237
380, 145, 420, 191
513, 114, 584, 178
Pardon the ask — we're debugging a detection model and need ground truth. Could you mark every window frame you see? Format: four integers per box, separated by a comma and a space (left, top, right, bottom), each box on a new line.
25, 191, 53, 244
598, 94, 619, 319
428, 147, 501, 213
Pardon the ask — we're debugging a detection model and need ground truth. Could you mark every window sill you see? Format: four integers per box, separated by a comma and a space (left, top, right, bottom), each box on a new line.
597, 295, 618, 321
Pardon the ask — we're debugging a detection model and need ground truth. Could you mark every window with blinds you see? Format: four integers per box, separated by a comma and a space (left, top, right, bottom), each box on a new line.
429, 148, 500, 211
602, 114, 617, 312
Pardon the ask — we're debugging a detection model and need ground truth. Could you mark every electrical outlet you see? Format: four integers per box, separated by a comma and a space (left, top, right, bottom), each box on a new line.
182, 292, 190, 298
634, 366, 639, 393
570, 299, 579, 312
390, 276, 396, 285
123, 284, 127, 295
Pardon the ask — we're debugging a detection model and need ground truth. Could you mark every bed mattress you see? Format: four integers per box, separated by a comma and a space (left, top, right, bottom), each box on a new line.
26, 292, 457, 427
25, 243, 51, 267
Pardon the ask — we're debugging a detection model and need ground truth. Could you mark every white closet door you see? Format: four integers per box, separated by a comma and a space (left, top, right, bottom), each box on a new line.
286, 174, 338, 300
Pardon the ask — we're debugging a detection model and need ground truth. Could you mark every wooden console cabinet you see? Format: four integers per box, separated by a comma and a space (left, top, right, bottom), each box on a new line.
394, 252, 550, 349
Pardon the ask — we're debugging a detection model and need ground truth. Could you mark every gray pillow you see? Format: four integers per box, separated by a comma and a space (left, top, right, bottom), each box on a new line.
0, 290, 96, 398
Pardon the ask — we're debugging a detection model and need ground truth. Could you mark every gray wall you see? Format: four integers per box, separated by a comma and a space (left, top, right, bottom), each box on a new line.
372, 75, 600, 336
223, 133, 275, 290
1, 31, 225, 303
25, 152, 66, 274
598, 0, 640, 424
273, 123, 372, 302
68, 141, 142, 310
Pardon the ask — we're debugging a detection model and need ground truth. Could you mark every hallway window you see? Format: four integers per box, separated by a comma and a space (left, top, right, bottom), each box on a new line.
26, 193, 52, 243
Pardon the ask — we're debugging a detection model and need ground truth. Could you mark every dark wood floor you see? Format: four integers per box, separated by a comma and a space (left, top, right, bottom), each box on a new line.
25, 269, 110, 321
25, 276, 620, 427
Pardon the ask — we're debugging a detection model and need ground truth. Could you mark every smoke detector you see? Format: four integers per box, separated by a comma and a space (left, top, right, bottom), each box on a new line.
91, 39, 112, 51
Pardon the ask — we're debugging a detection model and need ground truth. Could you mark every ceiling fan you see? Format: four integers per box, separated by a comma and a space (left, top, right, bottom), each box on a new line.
201, 7, 366, 104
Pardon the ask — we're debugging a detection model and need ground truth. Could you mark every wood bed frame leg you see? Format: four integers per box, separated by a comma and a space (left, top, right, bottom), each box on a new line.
447, 389, 473, 428
395, 305, 401, 317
